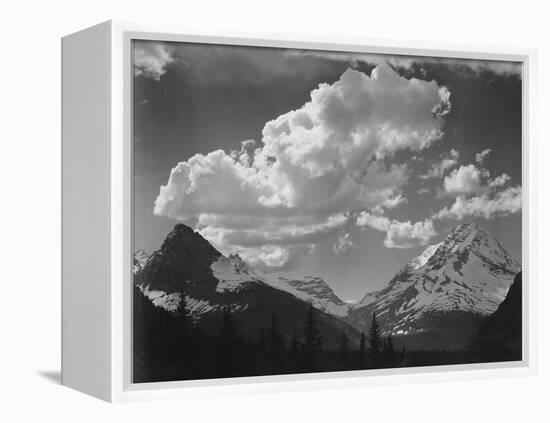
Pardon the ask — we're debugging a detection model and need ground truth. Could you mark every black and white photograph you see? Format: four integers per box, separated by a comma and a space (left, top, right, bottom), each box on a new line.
131, 40, 523, 383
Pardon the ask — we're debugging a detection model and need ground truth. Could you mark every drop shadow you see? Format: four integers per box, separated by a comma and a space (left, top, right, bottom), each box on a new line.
37, 370, 62, 384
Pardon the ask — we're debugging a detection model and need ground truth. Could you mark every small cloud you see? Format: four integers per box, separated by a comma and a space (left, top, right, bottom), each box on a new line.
134, 41, 175, 80
434, 186, 521, 220
420, 148, 460, 180
475, 148, 492, 165
332, 232, 354, 255
443, 164, 485, 196
356, 212, 436, 248
489, 173, 511, 189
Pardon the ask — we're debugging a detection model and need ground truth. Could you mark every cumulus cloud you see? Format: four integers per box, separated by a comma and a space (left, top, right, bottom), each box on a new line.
489, 173, 511, 188
332, 232, 354, 255
434, 186, 522, 220
443, 164, 485, 196
134, 41, 175, 80
154, 64, 451, 266
432, 154, 521, 222
356, 212, 437, 248
420, 148, 460, 179
475, 148, 492, 164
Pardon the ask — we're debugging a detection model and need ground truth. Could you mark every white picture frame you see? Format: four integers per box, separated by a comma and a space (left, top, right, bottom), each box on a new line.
61, 20, 537, 403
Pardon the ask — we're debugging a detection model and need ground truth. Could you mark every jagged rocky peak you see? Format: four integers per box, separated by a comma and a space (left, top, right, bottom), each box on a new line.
133, 250, 149, 274
135, 223, 223, 294
226, 253, 255, 275
160, 223, 222, 259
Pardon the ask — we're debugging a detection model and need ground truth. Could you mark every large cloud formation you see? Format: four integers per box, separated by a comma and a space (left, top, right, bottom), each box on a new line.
154, 64, 451, 267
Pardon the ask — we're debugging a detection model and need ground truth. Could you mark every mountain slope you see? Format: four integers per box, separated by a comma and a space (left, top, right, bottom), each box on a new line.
134, 224, 358, 349
468, 271, 522, 360
260, 275, 349, 317
349, 223, 520, 349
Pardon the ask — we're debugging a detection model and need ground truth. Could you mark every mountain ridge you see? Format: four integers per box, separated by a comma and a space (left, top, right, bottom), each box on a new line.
134, 223, 360, 349
348, 223, 520, 348
134, 222, 520, 350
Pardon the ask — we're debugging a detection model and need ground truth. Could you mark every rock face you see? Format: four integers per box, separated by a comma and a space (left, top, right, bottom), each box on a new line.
348, 223, 520, 349
133, 224, 359, 348
133, 250, 149, 274
468, 272, 522, 361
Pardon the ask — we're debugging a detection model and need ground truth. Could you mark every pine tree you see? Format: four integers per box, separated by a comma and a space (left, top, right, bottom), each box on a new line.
175, 293, 190, 332
257, 325, 267, 358
215, 307, 239, 376
269, 311, 285, 372
175, 293, 191, 376
303, 303, 322, 371
339, 331, 349, 369
400, 347, 406, 367
289, 330, 300, 366
368, 312, 382, 368
384, 333, 396, 367
358, 331, 367, 369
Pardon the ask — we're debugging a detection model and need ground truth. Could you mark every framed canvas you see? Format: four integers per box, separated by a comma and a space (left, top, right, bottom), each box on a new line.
61, 21, 537, 402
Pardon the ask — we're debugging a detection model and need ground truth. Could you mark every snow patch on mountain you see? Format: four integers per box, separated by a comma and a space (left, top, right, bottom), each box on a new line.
140, 286, 182, 312
351, 223, 520, 335
139, 284, 249, 316
262, 275, 349, 317
211, 254, 263, 293
209, 253, 349, 316
407, 242, 443, 271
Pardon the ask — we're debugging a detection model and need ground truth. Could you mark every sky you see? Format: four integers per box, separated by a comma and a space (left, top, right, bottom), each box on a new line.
132, 40, 522, 301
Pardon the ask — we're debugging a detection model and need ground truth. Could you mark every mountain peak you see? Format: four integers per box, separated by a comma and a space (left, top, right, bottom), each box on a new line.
352, 223, 521, 337
161, 224, 222, 257
226, 254, 255, 275
436, 222, 519, 270
450, 222, 487, 240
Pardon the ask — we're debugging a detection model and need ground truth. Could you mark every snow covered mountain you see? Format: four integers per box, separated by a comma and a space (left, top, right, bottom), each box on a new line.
134, 222, 519, 350
134, 227, 349, 317
348, 223, 520, 347
133, 224, 358, 348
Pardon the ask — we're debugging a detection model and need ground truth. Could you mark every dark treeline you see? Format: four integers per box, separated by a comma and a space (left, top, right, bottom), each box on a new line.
133, 287, 405, 383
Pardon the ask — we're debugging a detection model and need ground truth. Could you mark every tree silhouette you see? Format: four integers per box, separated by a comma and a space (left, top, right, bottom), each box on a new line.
358, 331, 367, 369
339, 331, 349, 368
175, 293, 190, 321
215, 307, 239, 376
368, 312, 382, 368
269, 311, 285, 372
303, 303, 322, 371
257, 325, 267, 358
175, 294, 191, 374
383, 333, 396, 367
289, 330, 300, 368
